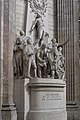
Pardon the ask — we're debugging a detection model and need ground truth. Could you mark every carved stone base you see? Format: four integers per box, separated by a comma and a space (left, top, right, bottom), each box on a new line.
14, 77, 29, 120
28, 111, 67, 120
67, 102, 79, 120
1, 104, 17, 120
28, 78, 67, 120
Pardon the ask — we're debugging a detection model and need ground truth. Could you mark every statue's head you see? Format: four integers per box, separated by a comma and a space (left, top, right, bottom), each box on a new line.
27, 37, 32, 45
58, 46, 62, 51
41, 43, 46, 49
51, 38, 56, 43
20, 30, 25, 36
16, 37, 22, 45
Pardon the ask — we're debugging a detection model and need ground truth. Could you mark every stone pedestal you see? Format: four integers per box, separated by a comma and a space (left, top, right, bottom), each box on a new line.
28, 78, 67, 120
14, 77, 29, 120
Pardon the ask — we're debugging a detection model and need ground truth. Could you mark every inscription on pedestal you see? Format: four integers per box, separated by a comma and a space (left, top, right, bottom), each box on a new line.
42, 94, 61, 101
31, 90, 64, 110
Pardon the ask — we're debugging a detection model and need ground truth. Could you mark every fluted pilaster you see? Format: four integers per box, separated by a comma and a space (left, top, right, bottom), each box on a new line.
1, 0, 17, 120
57, 0, 79, 102
0, 0, 3, 119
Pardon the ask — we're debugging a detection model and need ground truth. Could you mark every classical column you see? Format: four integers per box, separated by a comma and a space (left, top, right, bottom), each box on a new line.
1, 0, 17, 120
57, 0, 79, 102
57, 0, 80, 119
0, 0, 3, 119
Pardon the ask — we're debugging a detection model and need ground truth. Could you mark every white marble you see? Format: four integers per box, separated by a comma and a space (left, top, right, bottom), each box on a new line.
28, 78, 67, 120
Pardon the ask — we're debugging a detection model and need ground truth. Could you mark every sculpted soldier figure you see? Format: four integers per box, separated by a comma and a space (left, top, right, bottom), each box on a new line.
13, 37, 23, 76
48, 38, 70, 56
23, 37, 37, 78
29, 13, 44, 46
47, 38, 69, 79
47, 39, 59, 78
19, 31, 27, 47
36, 43, 48, 78
57, 47, 65, 79
16, 30, 27, 49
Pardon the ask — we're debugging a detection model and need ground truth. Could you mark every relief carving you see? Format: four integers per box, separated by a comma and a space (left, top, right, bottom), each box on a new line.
29, 0, 48, 15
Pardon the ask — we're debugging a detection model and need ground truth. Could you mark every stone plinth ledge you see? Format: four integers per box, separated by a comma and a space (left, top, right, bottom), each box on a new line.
28, 78, 66, 87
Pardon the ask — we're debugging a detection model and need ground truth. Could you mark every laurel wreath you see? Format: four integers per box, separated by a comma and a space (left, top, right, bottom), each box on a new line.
29, 0, 48, 15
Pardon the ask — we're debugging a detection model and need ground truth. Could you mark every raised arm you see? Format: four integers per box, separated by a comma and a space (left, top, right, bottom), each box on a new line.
58, 38, 70, 48
29, 18, 37, 34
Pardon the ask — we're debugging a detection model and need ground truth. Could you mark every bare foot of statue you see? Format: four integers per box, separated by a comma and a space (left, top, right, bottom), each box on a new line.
34, 75, 38, 78
51, 76, 54, 79
27, 75, 33, 79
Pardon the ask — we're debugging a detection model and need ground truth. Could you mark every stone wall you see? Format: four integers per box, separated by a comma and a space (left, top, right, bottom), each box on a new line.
47, 0, 54, 39
16, 0, 28, 34
0, 0, 3, 119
